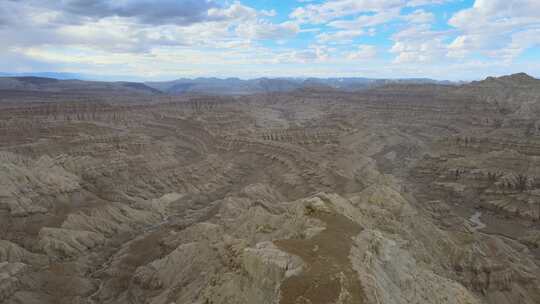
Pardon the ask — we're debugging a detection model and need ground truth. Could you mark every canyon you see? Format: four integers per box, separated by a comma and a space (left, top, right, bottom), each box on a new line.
1, 73, 540, 304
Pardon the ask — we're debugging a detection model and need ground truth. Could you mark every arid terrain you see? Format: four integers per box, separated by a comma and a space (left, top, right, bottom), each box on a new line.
1, 73, 540, 304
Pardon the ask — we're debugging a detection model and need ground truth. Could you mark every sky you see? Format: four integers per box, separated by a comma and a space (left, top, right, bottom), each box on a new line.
1, 0, 539, 81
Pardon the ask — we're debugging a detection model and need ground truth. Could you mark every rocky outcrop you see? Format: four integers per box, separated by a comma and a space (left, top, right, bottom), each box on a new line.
0, 241, 47, 266
38, 228, 105, 258
351, 230, 480, 304
0, 262, 27, 302
243, 241, 303, 291
0, 153, 80, 216
132, 230, 301, 304
61, 203, 162, 237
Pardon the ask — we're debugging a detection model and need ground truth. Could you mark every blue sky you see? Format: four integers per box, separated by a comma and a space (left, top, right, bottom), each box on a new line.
0, 0, 539, 81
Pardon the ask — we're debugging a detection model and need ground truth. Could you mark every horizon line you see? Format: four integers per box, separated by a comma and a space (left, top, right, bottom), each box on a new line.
4, 71, 535, 83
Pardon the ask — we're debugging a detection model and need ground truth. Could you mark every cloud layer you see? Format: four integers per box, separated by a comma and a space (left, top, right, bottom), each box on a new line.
1, 0, 539, 80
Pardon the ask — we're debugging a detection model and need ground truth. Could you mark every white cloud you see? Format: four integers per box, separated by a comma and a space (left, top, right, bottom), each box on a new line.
291, 0, 441, 48
317, 30, 364, 43
406, 0, 452, 7
328, 8, 401, 29
390, 25, 450, 63
390, 0, 540, 66
0, 0, 301, 55
391, 39, 447, 63
207, 2, 258, 21
273, 45, 330, 64
485, 29, 540, 61
290, 0, 404, 24
347, 45, 377, 60
402, 9, 435, 24
236, 21, 299, 40
1, 0, 538, 80
290, 0, 449, 24
448, 0, 540, 60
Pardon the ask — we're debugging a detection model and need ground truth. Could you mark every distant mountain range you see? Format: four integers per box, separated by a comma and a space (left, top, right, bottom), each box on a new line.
145, 77, 458, 95
0, 72, 461, 96
4, 73, 537, 99
0, 72, 85, 80
0, 72, 148, 82
0, 76, 161, 96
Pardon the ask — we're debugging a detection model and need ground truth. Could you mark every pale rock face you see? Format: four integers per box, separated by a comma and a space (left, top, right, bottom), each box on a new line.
384, 151, 397, 161
127, 186, 331, 304
0, 240, 47, 266
146, 241, 217, 288
0, 262, 27, 302
520, 231, 540, 248
38, 227, 105, 258
357, 184, 408, 215
4, 197, 47, 217
0, 153, 80, 216
453, 233, 540, 302
434, 182, 467, 193
348, 184, 415, 232
243, 241, 303, 291
350, 230, 481, 304
302, 196, 332, 213
241, 183, 286, 204
138, 192, 184, 216
61, 203, 162, 236
124, 185, 540, 304
198, 238, 307, 304
334, 152, 396, 187
132, 222, 228, 304
216, 195, 322, 245
167, 239, 301, 304
205, 241, 304, 304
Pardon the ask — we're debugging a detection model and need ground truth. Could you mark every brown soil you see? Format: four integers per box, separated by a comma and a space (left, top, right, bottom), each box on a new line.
275, 212, 365, 304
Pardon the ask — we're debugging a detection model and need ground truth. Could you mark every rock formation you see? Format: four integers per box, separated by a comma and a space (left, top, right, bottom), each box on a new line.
1, 73, 540, 303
